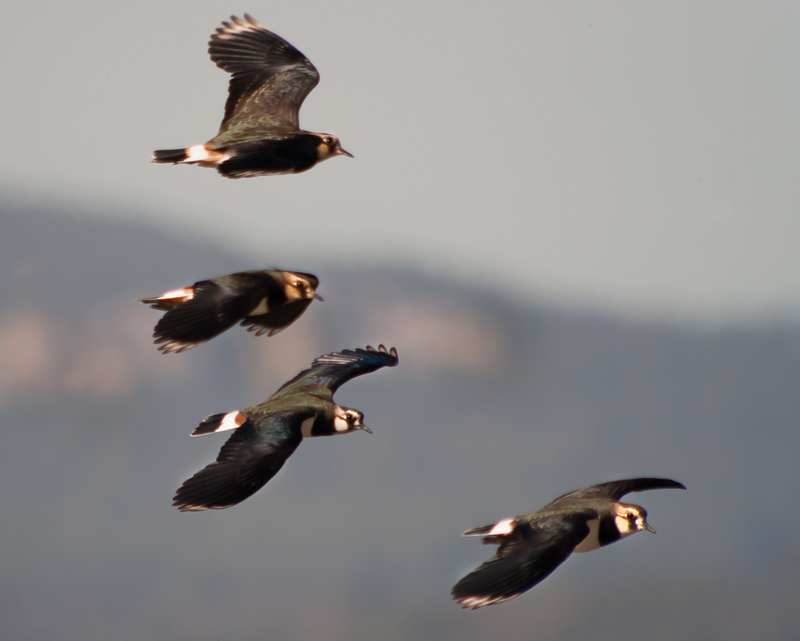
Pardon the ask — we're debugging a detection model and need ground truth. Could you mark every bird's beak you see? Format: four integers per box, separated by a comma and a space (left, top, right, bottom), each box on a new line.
338, 147, 354, 158
312, 292, 324, 302
642, 522, 656, 534
359, 425, 372, 434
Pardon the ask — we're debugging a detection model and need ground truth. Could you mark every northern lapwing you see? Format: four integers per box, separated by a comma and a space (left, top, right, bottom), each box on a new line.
139, 268, 322, 354
451, 477, 686, 609
173, 345, 399, 511
152, 14, 353, 178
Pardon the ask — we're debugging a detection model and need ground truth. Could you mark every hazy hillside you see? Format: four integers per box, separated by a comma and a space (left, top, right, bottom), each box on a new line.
2, 200, 799, 641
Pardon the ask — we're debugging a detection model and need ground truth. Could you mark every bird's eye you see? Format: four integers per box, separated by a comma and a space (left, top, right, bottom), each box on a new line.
627, 513, 635, 521
324, 136, 335, 146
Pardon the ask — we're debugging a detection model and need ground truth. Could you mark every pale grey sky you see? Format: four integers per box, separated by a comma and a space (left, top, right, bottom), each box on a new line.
2, 1, 798, 321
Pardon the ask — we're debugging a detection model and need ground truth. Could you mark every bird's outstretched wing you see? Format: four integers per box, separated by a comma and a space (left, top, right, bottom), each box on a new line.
209, 14, 320, 132
274, 345, 399, 399
546, 477, 686, 507
173, 413, 303, 511
144, 278, 263, 353
452, 515, 590, 609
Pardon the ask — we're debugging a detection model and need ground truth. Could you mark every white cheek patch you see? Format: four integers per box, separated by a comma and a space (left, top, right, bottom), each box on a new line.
283, 277, 306, 301
158, 287, 194, 301
488, 518, 515, 536
249, 298, 269, 316
316, 141, 333, 159
573, 519, 601, 553
333, 416, 350, 433
615, 515, 636, 537
300, 416, 315, 438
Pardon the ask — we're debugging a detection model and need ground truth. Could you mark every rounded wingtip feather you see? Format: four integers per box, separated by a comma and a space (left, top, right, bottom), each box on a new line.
645, 478, 687, 491
366, 344, 399, 363
212, 14, 267, 41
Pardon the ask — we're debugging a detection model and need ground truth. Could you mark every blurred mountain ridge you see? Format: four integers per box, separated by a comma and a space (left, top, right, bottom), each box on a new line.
1, 200, 799, 641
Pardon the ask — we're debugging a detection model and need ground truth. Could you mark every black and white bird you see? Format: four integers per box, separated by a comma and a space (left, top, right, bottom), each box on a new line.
139, 268, 322, 354
451, 477, 685, 609
173, 345, 399, 511
152, 14, 353, 178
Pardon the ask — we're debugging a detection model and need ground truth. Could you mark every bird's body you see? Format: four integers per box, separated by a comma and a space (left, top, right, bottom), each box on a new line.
139, 268, 322, 354
173, 345, 399, 511
451, 477, 685, 609
153, 14, 352, 178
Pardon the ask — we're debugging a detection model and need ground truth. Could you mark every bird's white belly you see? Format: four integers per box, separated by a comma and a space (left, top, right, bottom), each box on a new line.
573, 518, 601, 553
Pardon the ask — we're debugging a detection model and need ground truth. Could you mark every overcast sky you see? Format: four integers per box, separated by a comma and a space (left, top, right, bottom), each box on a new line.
2, 1, 798, 322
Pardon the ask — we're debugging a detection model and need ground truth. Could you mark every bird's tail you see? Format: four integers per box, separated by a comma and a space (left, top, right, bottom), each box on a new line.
138, 295, 184, 311
153, 145, 227, 166
191, 411, 247, 437
152, 148, 190, 164
463, 524, 496, 536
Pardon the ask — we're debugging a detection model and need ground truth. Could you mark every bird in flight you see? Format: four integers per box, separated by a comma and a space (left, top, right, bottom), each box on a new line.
153, 14, 352, 178
139, 268, 322, 353
451, 477, 685, 609
173, 345, 399, 511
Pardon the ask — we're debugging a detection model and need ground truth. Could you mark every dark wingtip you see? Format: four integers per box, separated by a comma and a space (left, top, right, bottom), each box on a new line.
616, 477, 686, 498
366, 344, 399, 364
153, 337, 198, 355
650, 478, 687, 491
572, 477, 688, 502
172, 484, 231, 512
450, 585, 517, 610
174, 502, 206, 513
172, 487, 209, 511
213, 14, 261, 39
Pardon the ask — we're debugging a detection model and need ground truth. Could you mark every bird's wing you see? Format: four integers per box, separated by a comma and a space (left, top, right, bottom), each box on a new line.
452, 513, 591, 609
151, 278, 263, 353
239, 299, 312, 336
209, 14, 320, 132
546, 477, 686, 507
274, 345, 399, 399
173, 413, 303, 511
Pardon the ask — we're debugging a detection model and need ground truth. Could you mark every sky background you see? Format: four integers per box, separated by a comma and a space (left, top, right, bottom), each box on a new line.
2, 4, 800, 638
1, 0, 798, 323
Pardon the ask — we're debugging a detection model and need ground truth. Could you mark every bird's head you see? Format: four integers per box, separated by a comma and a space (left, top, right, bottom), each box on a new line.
317, 134, 353, 160
614, 503, 655, 537
333, 405, 371, 434
283, 271, 323, 302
